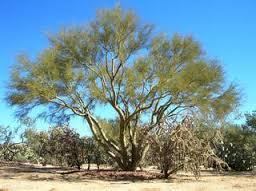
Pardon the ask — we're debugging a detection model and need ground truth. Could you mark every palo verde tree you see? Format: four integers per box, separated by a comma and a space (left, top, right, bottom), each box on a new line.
6, 7, 239, 171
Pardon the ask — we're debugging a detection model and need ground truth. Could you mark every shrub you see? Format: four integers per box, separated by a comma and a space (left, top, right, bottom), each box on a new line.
216, 125, 256, 171
148, 117, 224, 179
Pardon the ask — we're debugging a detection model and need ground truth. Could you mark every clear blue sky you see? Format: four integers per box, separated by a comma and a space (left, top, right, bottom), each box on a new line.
0, 0, 255, 135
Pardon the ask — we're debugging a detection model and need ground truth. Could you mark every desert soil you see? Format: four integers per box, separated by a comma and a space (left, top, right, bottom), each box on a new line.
0, 163, 255, 191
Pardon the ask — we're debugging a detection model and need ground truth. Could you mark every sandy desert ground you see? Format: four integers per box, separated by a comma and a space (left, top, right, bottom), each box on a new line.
0, 163, 255, 191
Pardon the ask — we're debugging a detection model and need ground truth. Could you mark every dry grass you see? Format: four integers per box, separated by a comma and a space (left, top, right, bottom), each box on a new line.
0, 163, 255, 191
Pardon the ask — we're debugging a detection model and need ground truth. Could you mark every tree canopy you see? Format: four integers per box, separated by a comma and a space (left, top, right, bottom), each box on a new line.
6, 6, 240, 170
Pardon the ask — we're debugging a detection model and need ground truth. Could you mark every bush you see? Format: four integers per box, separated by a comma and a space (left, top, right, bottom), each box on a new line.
148, 117, 224, 179
216, 125, 256, 171
23, 126, 110, 169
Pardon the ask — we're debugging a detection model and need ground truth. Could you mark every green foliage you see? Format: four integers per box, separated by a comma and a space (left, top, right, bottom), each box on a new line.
245, 111, 256, 130
83, 137, 109, 170
14, 145, 39, 163
216, 124, 256, 171
47, 126, 85, 169
0, 126, 20, 161
194, 115, 256, 171
24, 126, 86, 168
23, 126, 110, 169
24, 128, 50, 165
6, 6, 239, 121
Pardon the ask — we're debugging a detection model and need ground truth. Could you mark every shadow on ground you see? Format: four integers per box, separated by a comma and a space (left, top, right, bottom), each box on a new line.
0, 162, 163, 183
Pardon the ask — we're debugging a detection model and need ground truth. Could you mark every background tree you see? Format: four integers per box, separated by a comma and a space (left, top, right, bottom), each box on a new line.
92, 140, 109, 170
194, 113, 256, 171
25, 126, 88, 169
0, 126, 21, 161
6, 6, 239, 171
48, 126, 85, 169
216, 124, 256, 171
83, 137, 94, 170
83, 136, 108, 170
24, 128, 50, 165
245, 111, 256, 131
